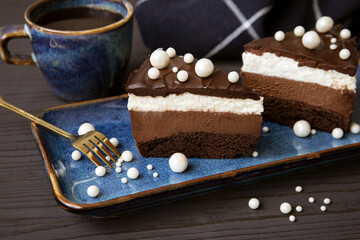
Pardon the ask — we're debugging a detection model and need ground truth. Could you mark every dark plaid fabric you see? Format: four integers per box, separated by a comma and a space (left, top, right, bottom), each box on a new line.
135, 0, 360, 59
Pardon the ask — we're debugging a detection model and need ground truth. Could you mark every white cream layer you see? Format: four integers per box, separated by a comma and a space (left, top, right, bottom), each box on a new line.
242, 52, 356, 91
128, 93, 263, 115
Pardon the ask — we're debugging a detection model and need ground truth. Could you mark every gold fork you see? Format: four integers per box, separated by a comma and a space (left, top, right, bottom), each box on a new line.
0, 95, 120, 168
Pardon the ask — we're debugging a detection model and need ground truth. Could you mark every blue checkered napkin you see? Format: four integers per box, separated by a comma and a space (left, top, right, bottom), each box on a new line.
135, 0, 360, 59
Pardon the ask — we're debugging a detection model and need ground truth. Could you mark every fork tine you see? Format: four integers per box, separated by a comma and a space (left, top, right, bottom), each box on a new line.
95, 133, 121, 158
74, 145, 102, 167
89, 138, 117, 163
83, 141, 113, 168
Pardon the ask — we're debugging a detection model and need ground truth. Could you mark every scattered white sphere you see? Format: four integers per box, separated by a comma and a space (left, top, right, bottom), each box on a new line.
153, 172, 159, 178
332, 128, 344, 139
177, 70, 189, 82
183, 53, 194, 64
121, 177, 128, 183
280, 202, 292, 214
122, 150, 133, 162
309, 197, 315, 203
350, 122, 360, 134
339, 48, 351, 60
95, 166, 106, 177
169, 152, 188, 173
150, 49, 170, 69
274, 31, 285, 41
311, 129, 317, 135
320, 205, 327, 211
302, 31, 321, 49
87, 185, 99, 197
78, 123, 95, 135
116, 161, 122, 167
71, 150, 82, 161
293, 120, 311, 137
252, 151, 259, 157
147, 67, 160, 80
172, 67, 179, 73
294, 26, 305, 37
115, 166, 122, 173
340, 29, 351, 39
127, 167, 139, 179
262, 126, 270, 133
330, 44, 337, 50
248, 198, 260, 210
147, 164, 153, 170
166, 47, 176, 58
324, 198, 331, 204
295, 186, 303, 192
117, 157, 123, 163
195, 58, 214, 78
296, 206, 303, 212
330, 37, 337, 43
109, 137, 119, 147
315, 16, 334, 33
289, 215, 296, 222
228, 71, 240, 83
105, 156, 110, 161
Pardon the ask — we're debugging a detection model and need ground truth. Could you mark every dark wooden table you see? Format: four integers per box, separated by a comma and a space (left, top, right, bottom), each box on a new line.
1, 1, 360, 239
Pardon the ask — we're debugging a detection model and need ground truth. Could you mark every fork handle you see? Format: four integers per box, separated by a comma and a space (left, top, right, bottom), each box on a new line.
0, 95, 77, 140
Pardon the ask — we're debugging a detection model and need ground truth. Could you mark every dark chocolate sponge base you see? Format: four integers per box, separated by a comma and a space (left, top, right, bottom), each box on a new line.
136, 132, 258, 159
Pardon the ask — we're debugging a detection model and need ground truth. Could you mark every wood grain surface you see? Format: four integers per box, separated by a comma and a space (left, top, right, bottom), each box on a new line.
0, 1, 359, 239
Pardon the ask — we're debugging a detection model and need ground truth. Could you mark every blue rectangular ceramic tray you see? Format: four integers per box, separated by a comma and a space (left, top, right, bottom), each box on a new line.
32, 82, 360, 216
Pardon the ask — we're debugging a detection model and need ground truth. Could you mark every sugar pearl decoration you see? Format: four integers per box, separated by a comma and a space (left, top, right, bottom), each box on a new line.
153, 172, 159, 177
71, 150, 81, 161
350, 122, 360, 134
311, 129, 317, 135
302, 31, 321, 49
330, 44, 337, 50
195, 58, 214, 78
274, 31, 285, 41
95, 166, 106, 177
127, 167, 139, 179
87, 185, 99, 197
296, 206, 303, 212
105, 156, 110, 161
315, 16, 334, 33
289, 215, 296, 222
150, 49, 170, 69
332, 128, 344, 139
115, 167, 122, 173
228, 71, 240, 83
320, 205, 327, 211
330, 38, 337, 43
169, 153, 188, 173
172, 67, 179, 73
121, 177, 128, 183
148, 67, 160, 80
324, 198, 331, 204
280, 202, 292, 214
147, 164, 153, 170
122, 150, 133, 162
116, 161, 122, 167
295, 186, 303, 192
109, 137, 119, 147
252, 151, 259, 157
183, 53, 194, 64
293, 120, 311, 137
340, 29, 351, 39
78, 123, 95, 135
248, 198, 260, 210
262, 126, 269, 133
166, 47, 176, 58
117, 157, 123, 163
309, 197, 315, 203
294, 26, 305, 37
339, 49, 351, 60
177, 70, 189, 82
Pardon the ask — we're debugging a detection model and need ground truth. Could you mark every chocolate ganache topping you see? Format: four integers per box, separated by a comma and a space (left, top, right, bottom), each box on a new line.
126, 55, 260, 100
244, 24, 358, 76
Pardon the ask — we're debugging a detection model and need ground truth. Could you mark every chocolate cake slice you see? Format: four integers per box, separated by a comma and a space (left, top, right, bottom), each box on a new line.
126, 49, 263, 158
241, 17, 358, 132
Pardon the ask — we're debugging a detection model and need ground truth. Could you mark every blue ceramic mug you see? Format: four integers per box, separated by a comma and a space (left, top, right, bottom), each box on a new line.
0, 0, 133, 102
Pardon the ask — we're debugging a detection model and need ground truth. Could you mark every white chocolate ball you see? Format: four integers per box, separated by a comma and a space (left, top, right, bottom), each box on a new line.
324, 198, 331, 204
78, 123, 95, 135
153, 172, 159, 178
183, 53, 194, 64
320, 205, 327, 211
280, 202, 292, 214
315, 16, 334, 33
332, 128, 344, 139
121, 177, 128, 183
274, 31, 285, 41
172, 67, 179, 73
228, 71, 239, 83
289, 215, 296, 222
195, 58, 214, 78
330, 44, 337, 50
302, 31, 321, 49
147, 164, 153, 170
294, 26, 305, 37
177, 70, 189, 82
340, 29, 351, 39
309, 197, 315, 203
127, 167, 139, 179
293, 120, 311, 137
95, 166, 106, 177
262, 126, 270, 133
122, 150, 133, 162
339, 49, 351, 60
350, 122, 360, 134
248, 198, 260, 210
252, 151, 259, 157
169, 153, 188, 173
71, 150, 82, 161
115, 166, 122, 173
87, 185, 99, 197
109, 137, 119, 147
296, 206, 303, 212
148, 67, 160, 80
166, 47, 176, 58
150, 49, 170, 69
295, 186, 303, 192
330, 37, 337, 43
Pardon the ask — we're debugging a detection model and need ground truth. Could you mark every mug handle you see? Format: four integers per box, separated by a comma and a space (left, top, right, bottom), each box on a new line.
0, 24, 35, 65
